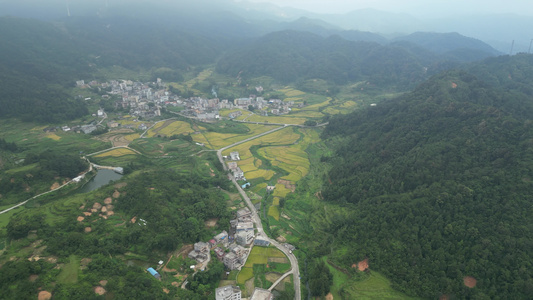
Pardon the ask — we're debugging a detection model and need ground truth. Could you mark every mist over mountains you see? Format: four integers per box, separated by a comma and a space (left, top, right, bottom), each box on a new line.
1, 0, 531, 53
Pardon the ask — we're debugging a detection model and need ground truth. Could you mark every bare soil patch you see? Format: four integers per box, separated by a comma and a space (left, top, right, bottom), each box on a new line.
94, 286, 106, 295
29, 275, 39, 282
131, 216, 137, 223
84, 227, 92, 233
81, 258, 92, 267
265, 272, 281, 283
77, 216, 85, 222
277, 179, 295, 192
451, 82, 458, 89
268, 257, 289, 264
99, 280, 108, 286
276, 236, 287, 243
357, 258, 369, 271
92, 202, 102, 209
115, 182, 127, 188
104, 197, 113, 204
205, 219, 218, 228
38, 291, 52, 300
163, 288, 170, 294
47, 257, 58, 264
50, 182, 60, 190
113, 190, 120, 198
176, 244, 194, 258
464, 276, 477, 288
325, 293, 334, 300
83, 212, 92, 217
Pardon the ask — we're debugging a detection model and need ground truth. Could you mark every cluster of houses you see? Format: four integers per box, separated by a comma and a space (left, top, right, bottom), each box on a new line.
226, 151, 246, 181
43, 110, 104, 135
78, 78, 299, 124
187, 207, 258, 271
215, 285, 274, 300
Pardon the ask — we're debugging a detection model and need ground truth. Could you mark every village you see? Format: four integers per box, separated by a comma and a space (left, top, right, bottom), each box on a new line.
141, 150, 295, 300
77, 78, 298, 123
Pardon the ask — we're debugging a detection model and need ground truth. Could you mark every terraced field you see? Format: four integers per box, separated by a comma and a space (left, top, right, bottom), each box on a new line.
201, 124, 273, 149
222, 127, 300, 181
94, 148, 137, 157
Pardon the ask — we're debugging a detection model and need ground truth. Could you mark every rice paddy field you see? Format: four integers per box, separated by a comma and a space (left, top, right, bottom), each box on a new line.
237, 246, 288, 286
94, 148, 137, 157
201, 124, 274, 149
246, 114, 308, 125
278, 87, 329, 106
0, 120, 110, 158
222, 127, 300, 181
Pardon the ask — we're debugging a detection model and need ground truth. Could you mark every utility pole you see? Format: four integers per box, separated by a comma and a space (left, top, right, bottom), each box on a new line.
510, 40, 515, 55
528, 39, 533, 54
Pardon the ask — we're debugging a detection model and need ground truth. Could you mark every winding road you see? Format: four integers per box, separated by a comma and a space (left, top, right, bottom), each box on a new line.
215, 125, 301, 300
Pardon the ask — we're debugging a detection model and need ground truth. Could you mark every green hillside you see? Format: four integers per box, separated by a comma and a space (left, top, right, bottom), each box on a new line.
321, 57, 533, 298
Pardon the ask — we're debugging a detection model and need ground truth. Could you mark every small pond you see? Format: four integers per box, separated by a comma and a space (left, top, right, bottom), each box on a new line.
78, 169, 123, 193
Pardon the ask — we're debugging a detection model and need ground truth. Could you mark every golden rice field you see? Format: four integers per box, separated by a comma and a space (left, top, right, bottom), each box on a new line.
258, 145, 310, 182
222, 127, 300, 181
268, 205, 280, 221
273, 184, 291, 198
191, 133, 211, 149
279, 87, 306, 97
251, 182, 267, 194
201, 124, 273, 149
247, 114, 308, 125
124, 133, 141, 141
146, 122, 166, 138
323, 101, 358, 115
156, 121, 194, 136
303, 98, 332, 111
46, 133, 61, 141
95, 148, 137, 157
289, 110, 324, 118
246, 169, 275, 181
237, 268, 254, 285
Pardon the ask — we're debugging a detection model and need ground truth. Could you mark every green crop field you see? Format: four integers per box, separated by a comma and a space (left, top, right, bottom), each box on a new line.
57, 255, 80, 284
344, 271, 422, 299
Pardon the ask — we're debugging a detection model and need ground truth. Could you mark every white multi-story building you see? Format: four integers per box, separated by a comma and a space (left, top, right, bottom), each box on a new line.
215, 285, 242, 300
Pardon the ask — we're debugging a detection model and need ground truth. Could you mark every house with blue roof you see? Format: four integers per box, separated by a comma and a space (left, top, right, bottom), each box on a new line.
147, 267, 161, 280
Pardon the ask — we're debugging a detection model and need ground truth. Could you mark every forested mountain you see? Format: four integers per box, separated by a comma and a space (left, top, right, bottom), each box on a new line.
216, 30, 485, 87
393, 32, 502, 61
321, 54, 533, 298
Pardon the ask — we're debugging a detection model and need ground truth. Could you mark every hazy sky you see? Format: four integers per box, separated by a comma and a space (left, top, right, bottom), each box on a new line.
245, 0, 533, 16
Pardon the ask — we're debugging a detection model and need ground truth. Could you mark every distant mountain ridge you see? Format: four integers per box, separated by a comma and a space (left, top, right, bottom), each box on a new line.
216, 29, 499, 86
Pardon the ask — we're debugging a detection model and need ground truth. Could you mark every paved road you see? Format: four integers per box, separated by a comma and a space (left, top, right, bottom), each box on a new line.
86, 145, 142, 157
216, 125, 287, 171
0, 166, 93, 215
216, 126, 301, 300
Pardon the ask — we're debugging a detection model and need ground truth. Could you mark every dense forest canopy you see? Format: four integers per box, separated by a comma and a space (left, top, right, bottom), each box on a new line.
321, 55, 533, 299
